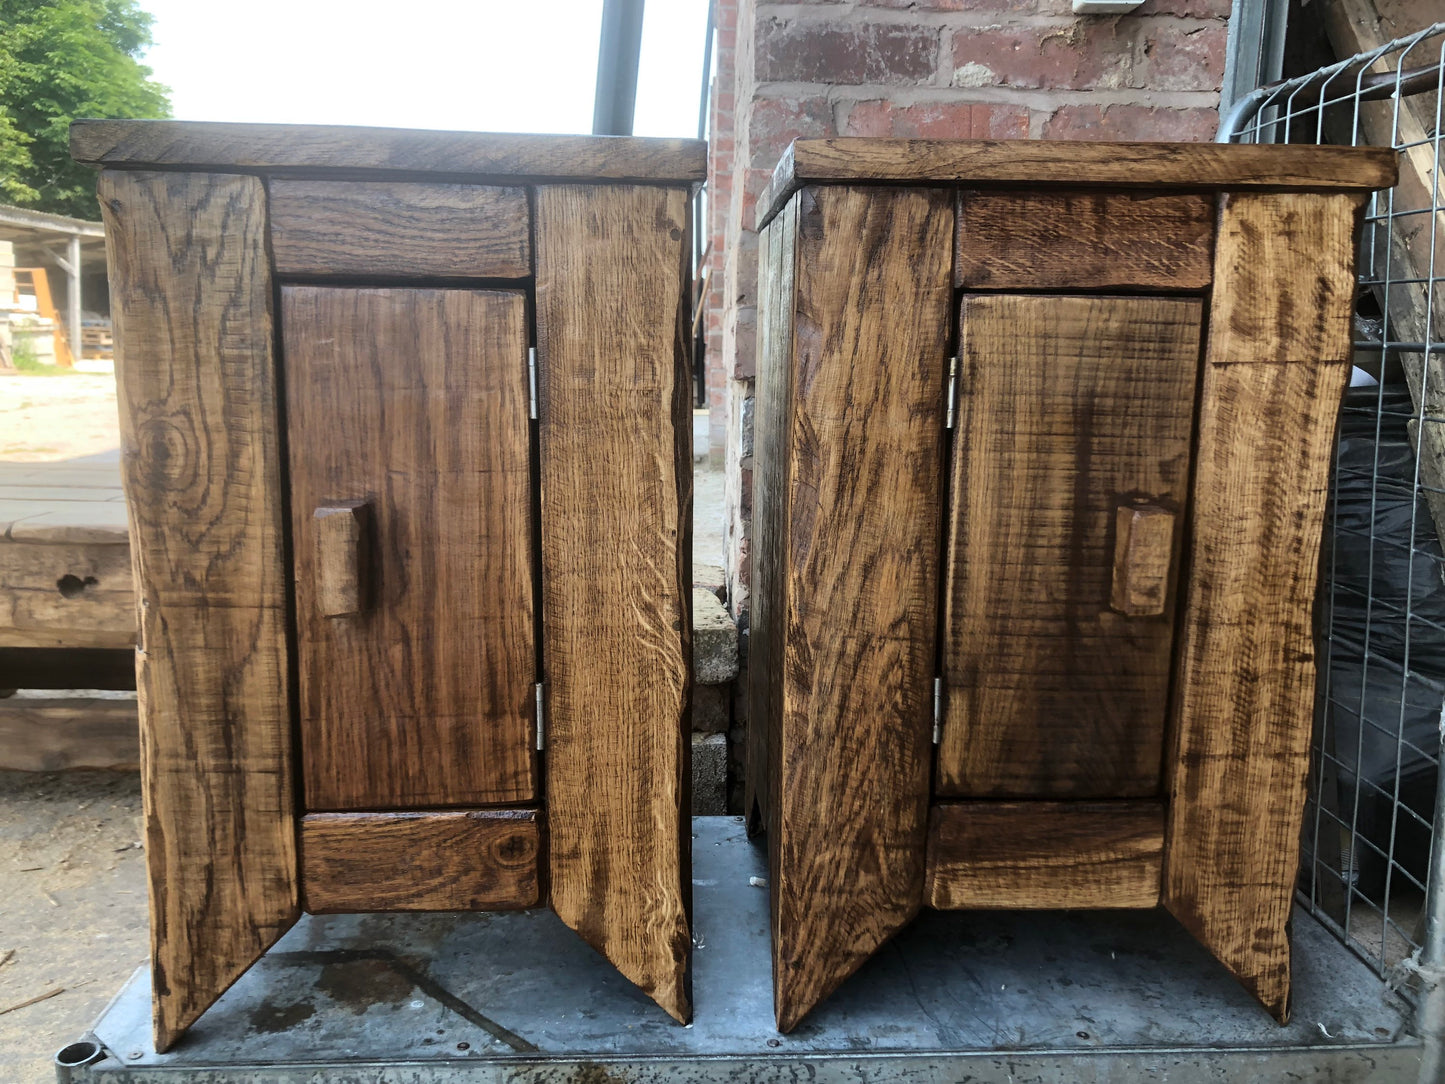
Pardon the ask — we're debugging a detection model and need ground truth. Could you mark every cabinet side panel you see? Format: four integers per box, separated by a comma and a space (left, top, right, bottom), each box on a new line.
1163, 191, 1364, 1022
744, 194, 798, 836
535, 184, 693, 1023
98, 169, 298, 1052
772, 186, 952, 1032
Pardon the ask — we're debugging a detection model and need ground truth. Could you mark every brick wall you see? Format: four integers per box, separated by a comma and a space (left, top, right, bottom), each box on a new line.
711, 0, 1230, 626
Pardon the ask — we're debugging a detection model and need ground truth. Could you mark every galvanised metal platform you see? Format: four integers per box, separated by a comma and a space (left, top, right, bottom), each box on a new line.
58, 817, 1421, 1083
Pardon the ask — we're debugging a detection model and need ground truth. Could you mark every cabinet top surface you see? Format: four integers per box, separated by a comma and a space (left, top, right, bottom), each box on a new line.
757, 137, 1397, 228
70, 120, 707, 184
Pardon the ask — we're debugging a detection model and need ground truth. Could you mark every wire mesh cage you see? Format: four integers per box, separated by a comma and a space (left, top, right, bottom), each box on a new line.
1221, 21, 1445, 999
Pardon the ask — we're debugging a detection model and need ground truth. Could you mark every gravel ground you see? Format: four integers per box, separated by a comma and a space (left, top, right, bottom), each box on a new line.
0, 365, 121, 461
0, 771, 147, 1083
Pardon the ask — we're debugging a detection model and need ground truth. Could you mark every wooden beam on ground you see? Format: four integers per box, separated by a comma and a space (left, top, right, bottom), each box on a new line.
0, 695, 138, 771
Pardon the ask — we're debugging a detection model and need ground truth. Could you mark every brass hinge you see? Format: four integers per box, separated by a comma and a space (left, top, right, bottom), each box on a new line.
535, 682, 545, 751
932, 676, 943, 745
945, 355, 959, 430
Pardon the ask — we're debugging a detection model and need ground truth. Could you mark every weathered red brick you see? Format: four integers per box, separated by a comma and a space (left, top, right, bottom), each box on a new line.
843, 99, 1029, 139
756, 18, 938, 85
730, 306, 757, 380
747, 96, 836, 168
1139, 24, 1226, 92
1134, 0, 1232, 16
951, 23, 1134, 90
869, 0, 1035, 10
1041, 103, 1220, 142
951, 21, 1224, 92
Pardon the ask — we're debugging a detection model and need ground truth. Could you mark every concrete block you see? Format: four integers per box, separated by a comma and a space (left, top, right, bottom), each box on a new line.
694, 563, 727, 601
694, 587, 739, 685
692, 732, 728, 815
693, 682, 730, 734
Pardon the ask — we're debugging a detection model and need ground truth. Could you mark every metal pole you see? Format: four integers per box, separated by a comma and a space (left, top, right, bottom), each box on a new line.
66, 234, 81, 367
592, 0, 645, 136
1220, 0, 1289, 120
1416, 742, 1445, 1082
697, 0, 714, 141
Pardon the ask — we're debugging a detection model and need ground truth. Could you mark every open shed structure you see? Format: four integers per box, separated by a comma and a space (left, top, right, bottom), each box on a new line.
0, 203, 106, 368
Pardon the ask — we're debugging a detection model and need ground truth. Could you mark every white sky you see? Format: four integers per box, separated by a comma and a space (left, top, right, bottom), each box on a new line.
138, 0, 710, 138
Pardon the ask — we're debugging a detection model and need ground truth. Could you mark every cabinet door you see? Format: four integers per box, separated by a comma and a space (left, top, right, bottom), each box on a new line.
937, 294, 1202, 798
283, 286, 536, 811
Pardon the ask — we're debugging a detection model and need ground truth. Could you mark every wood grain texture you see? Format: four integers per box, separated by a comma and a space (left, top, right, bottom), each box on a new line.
1207, 193, 1364, 365
535, 184, 692, 1024
0, 695, 138, 771
0, 540, 134, 649
268, 180, 530, 278
939, 295, 1202, 799
955, 190, 1213, 290
743, 190, 798, 836
312, 502, 369, 618
284, 287, 535, 812
1164, 260, 1357, 1022
300, 810, 540, 913
1111, 504, 1176, 617
758, 139, 1396, 228
768, 186, 952, 1033
925, 801, 1164, 910
98, 169, 297, 1052
72, 120, 707, 183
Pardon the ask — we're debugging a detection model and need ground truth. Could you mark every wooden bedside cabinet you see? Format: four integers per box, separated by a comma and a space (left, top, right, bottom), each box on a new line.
73, 120, 703, 1050
745, 138, 1397, 1031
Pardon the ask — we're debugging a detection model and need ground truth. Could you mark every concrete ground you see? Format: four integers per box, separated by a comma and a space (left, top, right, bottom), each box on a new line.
0, 369, 730, 1081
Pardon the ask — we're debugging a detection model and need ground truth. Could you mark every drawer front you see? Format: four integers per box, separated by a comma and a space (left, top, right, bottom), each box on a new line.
954, 189, 1214, 291
269, 180, 530, 279
283, 285, 536, 810
937, 293, 1203, 799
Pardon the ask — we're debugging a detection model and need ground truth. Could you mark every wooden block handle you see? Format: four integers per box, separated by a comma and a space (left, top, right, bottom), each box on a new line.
1111, 503, 1175, 617
314, 501, 370, 617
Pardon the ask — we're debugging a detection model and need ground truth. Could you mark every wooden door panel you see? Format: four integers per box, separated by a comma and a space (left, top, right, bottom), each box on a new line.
938, 294, 1203, 799
284, 286, 536, 811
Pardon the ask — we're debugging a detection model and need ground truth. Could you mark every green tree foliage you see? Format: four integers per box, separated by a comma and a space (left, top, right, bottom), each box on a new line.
0, 0, 170, 219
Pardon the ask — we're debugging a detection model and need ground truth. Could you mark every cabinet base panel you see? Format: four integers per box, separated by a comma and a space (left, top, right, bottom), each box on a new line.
300, 809, 541, 913
925, 800, 1164, 910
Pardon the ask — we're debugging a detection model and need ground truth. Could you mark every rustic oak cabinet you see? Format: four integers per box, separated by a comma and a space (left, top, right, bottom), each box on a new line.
746, 138, 1397, 1031
74, 120, 704, 1050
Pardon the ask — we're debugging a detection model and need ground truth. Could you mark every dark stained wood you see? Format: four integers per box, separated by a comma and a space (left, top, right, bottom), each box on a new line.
1164, 195, 1361, 1022
283, 286, 535, 812
768, 186, 952, 1033
0, 647, 136, 691
925, 801, 1164, 910
938, 294, 1202, 800
300, 809, 541, 913
312, 502, 369, 619
72, 120, 707, 183
955, 190, 1214, 291
534, 184, 693, 1024
758, 138, 1396, 228
98, 169, 297, 1053
744, 190, 798, 836
0, 695, 138, 771
1208, 192, 1363, 365
268, 180, 530, 279
1111, 503, 1177, 617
